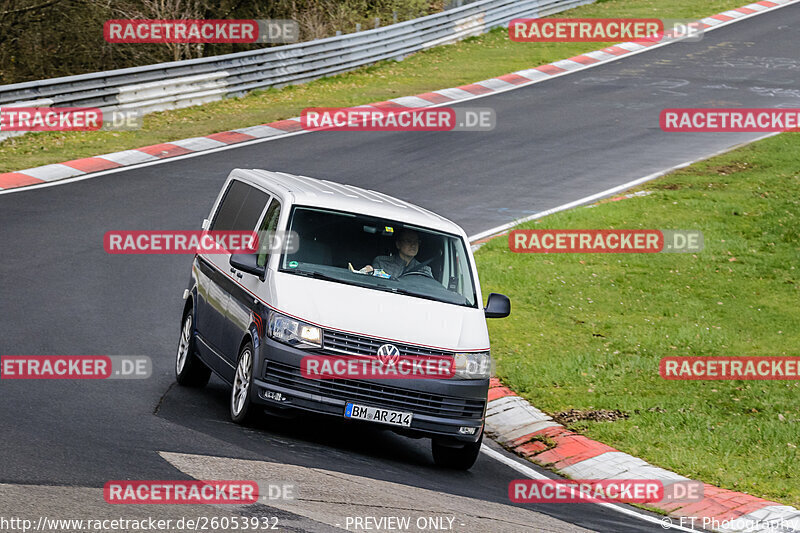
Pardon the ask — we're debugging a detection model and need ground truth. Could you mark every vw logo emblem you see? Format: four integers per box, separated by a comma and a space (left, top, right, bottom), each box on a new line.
376, 344, 400, 366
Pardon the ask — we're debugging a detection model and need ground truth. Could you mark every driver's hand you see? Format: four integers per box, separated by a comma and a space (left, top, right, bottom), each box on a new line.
349, 263, 373, 274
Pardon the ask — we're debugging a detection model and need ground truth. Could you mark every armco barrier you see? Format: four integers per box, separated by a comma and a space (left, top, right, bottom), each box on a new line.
0, 0, 594, 140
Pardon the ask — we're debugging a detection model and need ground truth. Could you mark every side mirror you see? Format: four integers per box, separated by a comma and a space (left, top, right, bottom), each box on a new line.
230, 254, 266, 281
484, 293, 510, 319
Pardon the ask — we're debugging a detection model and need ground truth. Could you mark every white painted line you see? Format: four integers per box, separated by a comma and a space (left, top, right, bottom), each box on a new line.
480, 445, 699, 532
481, 444, 549, 480
1, 0, 797, 198
467, 132, 780, 243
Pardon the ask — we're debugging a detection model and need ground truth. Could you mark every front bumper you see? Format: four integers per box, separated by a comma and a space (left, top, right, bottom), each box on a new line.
252, 337, 488, 443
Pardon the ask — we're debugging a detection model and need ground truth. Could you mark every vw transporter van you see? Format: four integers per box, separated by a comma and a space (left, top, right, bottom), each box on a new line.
175, 169, 510, 469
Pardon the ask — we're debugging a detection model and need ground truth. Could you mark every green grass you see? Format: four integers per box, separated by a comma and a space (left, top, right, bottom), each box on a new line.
476, 133, 800, 506
0, 0, 748, 172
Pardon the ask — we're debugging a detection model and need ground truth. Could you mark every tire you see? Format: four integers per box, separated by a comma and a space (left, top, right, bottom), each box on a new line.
431, 430, 483, 470
175, 311, 211, 387
230, 341, 257, 424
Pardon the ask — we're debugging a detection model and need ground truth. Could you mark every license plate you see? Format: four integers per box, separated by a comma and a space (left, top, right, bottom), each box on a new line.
344, 402, 413, 427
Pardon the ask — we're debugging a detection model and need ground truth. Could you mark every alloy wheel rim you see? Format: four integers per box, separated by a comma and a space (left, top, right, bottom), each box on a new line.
232, 349, 252, 416
176, 315, 192, 374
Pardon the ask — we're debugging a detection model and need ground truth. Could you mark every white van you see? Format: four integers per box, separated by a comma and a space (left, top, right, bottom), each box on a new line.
175, 169, 510, 469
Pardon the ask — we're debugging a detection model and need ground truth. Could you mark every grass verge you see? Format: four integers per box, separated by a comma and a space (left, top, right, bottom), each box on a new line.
0, 0, 749, 172
476, 132, 800, 505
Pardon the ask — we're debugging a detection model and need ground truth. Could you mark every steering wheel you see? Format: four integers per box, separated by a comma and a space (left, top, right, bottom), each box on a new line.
397, 255, 436, 279
400, 270, 430, 277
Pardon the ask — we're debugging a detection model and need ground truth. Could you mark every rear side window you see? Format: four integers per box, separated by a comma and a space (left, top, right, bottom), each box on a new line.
211, 180, 269, 231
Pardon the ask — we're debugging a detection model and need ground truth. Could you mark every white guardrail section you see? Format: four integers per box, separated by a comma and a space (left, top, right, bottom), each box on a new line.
0, 0, 594, 138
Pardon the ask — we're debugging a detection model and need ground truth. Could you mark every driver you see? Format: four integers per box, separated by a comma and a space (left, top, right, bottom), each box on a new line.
362, 229, 432, 279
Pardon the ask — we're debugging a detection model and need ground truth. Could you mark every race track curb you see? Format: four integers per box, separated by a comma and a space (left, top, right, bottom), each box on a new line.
484, 379, 800, 533
1, 0, 796, 191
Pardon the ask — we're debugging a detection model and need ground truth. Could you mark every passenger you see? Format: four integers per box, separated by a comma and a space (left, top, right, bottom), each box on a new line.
360, 229, 433, 279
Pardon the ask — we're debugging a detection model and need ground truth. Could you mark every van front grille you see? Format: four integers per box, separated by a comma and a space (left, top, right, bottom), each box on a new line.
263, 361, 484, 419
322, 330, 453, 358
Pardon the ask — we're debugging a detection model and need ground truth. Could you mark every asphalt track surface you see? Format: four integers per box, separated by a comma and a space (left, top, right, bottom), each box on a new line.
1, 5, 798, 532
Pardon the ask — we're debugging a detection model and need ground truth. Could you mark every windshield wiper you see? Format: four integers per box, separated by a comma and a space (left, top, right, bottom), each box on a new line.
286, 269, 375, 289
288, 269, 340, 282
383, 286, 446, 303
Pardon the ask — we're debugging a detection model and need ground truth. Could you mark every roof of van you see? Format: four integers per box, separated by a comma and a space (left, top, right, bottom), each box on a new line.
235, 169, 464, 235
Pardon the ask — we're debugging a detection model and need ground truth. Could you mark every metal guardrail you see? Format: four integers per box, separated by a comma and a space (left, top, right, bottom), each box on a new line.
0, 0, 594, 120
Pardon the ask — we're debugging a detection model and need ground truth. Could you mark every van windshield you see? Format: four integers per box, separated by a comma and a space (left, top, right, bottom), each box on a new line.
279, 206, 478, 308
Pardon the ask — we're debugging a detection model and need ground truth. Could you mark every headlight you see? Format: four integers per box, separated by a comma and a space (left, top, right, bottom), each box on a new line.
267, 311, 322, 349
454, 352, 491, 379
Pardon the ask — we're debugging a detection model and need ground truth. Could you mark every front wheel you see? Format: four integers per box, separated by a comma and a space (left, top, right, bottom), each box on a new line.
431, 430, 483, 470
175, 312, 211, 387
230, 342, 257, 424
